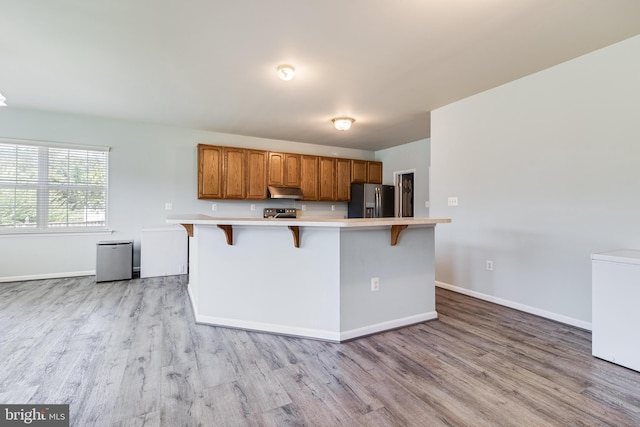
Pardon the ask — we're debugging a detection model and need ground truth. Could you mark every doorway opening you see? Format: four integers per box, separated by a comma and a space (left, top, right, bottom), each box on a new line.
394, 170, 415, 217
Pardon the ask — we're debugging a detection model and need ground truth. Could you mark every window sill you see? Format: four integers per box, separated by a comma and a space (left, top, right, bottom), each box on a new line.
0, 229, 114, 238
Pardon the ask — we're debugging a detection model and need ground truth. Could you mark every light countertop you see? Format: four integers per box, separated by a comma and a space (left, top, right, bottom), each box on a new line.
167, 214, 451, 228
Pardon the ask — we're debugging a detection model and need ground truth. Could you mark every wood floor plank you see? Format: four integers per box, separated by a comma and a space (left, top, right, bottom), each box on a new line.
200, 381, 260, 426
74, 280, 126, 337
2, 278, 640, 426
355, 406, 403, 427
29, 333, 103, 405
0, 278, 81, 345
257, 403, 308, 427
294, 358, 384, 418
110, 324, 163, 423
100, 281, 152, 352
270, 364, 357, 426
352, 336, 510, 427
71, 349, 130, 427
365, 378, 452, 427
311, 343, 388, 389
382, 330, 560, 426
111, 410, 160, 427
0, 386, 39, 404
233, 370, 292, 414
160, 279, 195, 368
159, 362, 203, 427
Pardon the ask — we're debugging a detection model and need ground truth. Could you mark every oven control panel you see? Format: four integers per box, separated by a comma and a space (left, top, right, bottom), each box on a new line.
263, 208, 297, 218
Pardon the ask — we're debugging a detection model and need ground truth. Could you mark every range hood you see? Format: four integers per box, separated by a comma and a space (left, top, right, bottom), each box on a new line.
268, 185, 304, 200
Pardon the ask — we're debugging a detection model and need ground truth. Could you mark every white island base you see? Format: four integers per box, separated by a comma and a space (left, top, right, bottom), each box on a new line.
168, 215, 450, 342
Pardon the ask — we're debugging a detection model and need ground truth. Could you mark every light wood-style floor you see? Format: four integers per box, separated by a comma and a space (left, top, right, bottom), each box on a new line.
1, 275, 639, 426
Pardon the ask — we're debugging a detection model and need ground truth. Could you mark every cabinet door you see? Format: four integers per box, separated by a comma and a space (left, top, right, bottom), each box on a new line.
351, 160, 367, 183
368, 161, 383, 184
284, 153, 301, 187
267, 152, 285, 186
336, 158, 351, 201
246, 149, 267, 199
223, 147, 246, 199
198, 144, 223, 199
300, 155, 318, 201
318, 157, 336, 201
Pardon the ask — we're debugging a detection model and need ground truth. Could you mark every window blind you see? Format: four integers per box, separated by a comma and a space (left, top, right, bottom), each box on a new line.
0, 138, 109, 233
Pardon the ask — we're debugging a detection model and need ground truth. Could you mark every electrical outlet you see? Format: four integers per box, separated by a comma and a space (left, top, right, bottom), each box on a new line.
250, 204, 256, 211
212, 203, 217, 211
165, 202, 173, 211
447, 197, 459, 206
486, 260, 493, 271
179, 264, 185, 274
331, 205, 336, 211
371, 277, 380, 292
425, 201, 430, 208
301, 204, 307, 211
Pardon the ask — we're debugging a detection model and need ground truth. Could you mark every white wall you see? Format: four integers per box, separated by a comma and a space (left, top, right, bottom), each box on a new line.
430, 35, 640, 328
0, 108, 374, 281
375, 138, 430, 217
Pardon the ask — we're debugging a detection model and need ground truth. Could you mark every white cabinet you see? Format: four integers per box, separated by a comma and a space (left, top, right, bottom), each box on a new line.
141, 226, 188, 278
591, 249, 640, 372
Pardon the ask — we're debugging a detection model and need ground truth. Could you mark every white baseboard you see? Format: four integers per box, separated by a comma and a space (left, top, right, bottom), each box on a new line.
195, 314, 343, 342
0, 270, 95, 283
187, 284, 438, 342
339, 312, 439, 341
436, 281, 592, 331
1, 266, 141, 283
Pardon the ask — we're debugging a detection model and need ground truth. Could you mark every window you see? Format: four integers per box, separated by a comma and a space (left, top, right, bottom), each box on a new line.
0, 138, 109, 233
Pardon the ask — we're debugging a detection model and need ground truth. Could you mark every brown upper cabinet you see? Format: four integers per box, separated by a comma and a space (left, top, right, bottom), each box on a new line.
198, 144, 223, 199
223, 147, 246, 199
246, 149, 268, 199
368, 161, 383, 184
351, 160, 368, 183
283, 153, 302, 187
351, 159, 382, 184
268, 152, 301, 187
300, 155, 319, 201
318, 157, 336, 201
197, 143, 382, 201
267, 152, 285, 186
336, 158, 351, 201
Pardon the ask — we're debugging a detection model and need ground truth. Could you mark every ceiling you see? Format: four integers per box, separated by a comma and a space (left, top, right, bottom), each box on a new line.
1, 1, 639, 151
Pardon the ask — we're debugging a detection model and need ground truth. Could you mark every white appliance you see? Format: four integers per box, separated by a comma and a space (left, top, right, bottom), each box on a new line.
140, 225, 188, 278
591, 249, 640, 372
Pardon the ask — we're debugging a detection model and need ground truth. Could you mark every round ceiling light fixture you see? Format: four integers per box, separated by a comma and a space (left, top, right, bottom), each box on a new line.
277, 64, 295, 81
332, 117, 355, 131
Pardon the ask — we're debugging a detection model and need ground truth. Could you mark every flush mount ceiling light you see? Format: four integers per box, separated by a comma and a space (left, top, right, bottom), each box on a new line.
0, 92, 6, 107
332, 117, 355, 131
276, 64, 295, 81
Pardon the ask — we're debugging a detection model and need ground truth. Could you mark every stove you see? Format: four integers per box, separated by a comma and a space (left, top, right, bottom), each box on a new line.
263, 208, 297, 218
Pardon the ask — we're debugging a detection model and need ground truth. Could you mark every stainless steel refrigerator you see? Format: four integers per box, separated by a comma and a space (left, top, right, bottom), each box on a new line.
348, 183, 395, 218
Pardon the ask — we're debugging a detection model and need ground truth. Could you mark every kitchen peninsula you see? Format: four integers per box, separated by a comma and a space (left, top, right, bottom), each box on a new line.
167, 214, 450, 342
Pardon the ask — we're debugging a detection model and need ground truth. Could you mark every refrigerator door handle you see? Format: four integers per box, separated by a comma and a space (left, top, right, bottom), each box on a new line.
375, 187, 380, 217
397, 182, 402, 218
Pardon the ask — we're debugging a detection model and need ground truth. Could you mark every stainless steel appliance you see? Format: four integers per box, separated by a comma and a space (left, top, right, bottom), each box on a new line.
96, 240, 133, 282
267, 186, 303, 199
348, 183, 395, 218
263, 208, 297, 218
